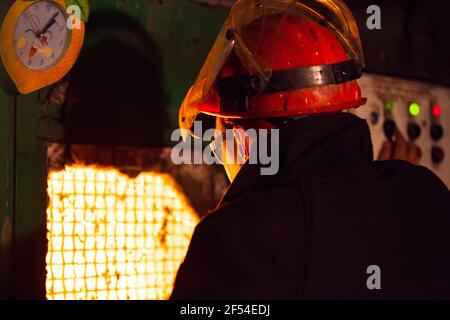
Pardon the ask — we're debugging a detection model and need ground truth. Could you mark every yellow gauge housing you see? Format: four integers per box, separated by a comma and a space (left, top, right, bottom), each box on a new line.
0, 0, 84, 94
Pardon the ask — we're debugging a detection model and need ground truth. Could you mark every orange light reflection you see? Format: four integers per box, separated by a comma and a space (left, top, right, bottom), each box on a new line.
46, 166, 198, 300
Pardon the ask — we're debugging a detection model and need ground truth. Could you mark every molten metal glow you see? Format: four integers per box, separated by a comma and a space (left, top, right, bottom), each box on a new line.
46, 166, 199, 300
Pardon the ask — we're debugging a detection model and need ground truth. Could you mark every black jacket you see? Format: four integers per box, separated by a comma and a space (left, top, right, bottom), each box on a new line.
171, 113, 450, 299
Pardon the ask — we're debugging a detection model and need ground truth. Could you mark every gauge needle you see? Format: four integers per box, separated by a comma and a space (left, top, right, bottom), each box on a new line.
39, 12, 59, 37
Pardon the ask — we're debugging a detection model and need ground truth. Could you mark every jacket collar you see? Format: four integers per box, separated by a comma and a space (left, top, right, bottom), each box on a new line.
222, 113, 374, 203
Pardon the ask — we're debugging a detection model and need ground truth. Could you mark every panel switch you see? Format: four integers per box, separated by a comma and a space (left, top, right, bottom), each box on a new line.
407, 122, 421, 141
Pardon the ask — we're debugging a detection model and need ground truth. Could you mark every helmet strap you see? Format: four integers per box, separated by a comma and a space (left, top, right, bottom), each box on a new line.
216, 59, 362, 113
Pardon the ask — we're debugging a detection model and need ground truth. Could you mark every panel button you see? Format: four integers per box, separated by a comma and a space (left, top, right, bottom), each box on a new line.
431, 146, 445, 164
370, 111, 379, 125
407, 122, 421, 141
430, 125, 444, 141
383, 119, 395, 141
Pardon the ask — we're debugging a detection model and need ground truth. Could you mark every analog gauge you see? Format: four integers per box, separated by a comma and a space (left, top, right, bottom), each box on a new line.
13, 0, 71, 70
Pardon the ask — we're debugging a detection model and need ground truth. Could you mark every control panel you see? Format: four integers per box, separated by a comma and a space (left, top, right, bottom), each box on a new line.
352, 73, 450, 188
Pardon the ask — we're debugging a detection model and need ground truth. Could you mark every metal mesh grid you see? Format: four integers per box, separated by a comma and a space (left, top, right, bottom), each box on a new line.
46, 166, 199, 300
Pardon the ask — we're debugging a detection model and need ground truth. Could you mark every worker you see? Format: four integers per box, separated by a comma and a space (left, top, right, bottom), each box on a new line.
171, 0, 450, 299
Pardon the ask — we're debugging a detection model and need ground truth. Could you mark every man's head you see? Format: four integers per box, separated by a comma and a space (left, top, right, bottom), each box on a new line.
180, 0, 366, 181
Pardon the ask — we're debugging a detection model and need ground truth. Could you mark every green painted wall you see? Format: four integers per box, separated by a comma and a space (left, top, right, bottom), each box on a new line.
0, 86, 14, 298
89, 0, 228, 112
12, 92, 47, 299
145, 0, 228, 117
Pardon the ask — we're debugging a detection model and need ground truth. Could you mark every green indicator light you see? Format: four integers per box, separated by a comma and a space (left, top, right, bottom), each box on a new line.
409, 102, 421, 117
385, 101, 394, 111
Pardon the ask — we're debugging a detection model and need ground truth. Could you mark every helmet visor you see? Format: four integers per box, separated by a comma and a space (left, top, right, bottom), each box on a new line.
179, 0, 364, 136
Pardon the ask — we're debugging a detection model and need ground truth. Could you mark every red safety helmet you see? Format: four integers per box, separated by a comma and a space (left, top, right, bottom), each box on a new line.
180, 0, 367, 136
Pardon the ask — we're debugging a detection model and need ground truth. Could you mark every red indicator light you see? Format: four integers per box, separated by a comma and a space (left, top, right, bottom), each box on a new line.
432, 104, 442, 118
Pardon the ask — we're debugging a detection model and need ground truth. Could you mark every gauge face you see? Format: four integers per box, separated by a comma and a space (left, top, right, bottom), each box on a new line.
13, 0, 71, 71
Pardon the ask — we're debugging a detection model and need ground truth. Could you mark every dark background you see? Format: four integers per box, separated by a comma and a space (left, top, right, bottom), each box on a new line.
347, 0, 450, 86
